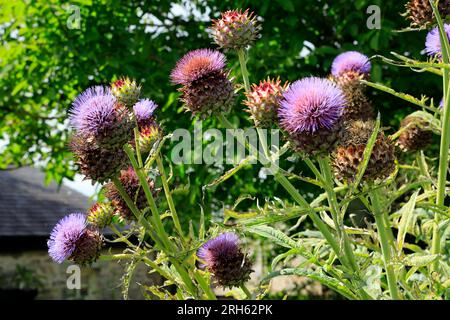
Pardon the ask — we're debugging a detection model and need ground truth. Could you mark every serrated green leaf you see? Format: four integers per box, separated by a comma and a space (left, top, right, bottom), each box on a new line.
404, 254, 439, 267
397, 190, 419, 253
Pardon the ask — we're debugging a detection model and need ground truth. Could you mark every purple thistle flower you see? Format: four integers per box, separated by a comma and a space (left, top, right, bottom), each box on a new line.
198, 232, 240, 266
440, 98, 444, 108
425, 24, 450, 58
331, 51, 371, 78
197, 233, 252, 287
278, 77, 346, 134
69, 86, 117, 136
133, 99, 158, 125
48, 213, 87, 264
170, 49, 226, 85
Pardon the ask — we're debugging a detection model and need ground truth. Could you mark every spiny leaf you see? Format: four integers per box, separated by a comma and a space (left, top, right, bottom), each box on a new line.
397, 190, 419, 253
262, 268, 358, 300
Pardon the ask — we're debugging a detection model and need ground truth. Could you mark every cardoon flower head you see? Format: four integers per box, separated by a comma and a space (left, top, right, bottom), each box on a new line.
279, 77, 345, 133
331, 51, 371, 80
111, 77, 141, 108
69, 86, 133, 149
170, 49, 226, 85
87, 202, 115, 228
212, 9, 261, 51
330, 51, 374, 122
279, 77, 347, 155
48, 213, 103, 265
425, 24, 450, 58
171, 49, 235, 118
105, 167, 157, 221
244, 77, 288, 127
197, 233, 252, 288
138, 124, 163, 153
133, 99, 158, 128
70, 133, 128, 184
398, 116, 433, 152
405, 0, 450, 28
333, 120, 396, 182
69, 86, 116, 134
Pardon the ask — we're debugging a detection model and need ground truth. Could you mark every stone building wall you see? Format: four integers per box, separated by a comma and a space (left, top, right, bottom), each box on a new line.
0, 249, 160, 300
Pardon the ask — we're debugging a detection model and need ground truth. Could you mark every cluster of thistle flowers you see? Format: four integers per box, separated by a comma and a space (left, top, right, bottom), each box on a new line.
397, 1, 450, 152
173, 12, 398, 184
48, 78, 162, 266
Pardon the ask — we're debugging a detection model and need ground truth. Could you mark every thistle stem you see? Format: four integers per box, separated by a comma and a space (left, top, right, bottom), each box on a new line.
156, 152, 185, 241
430, 0, 450, 272
124, 144, 173, 252
369, 188, 400, 300
317, 156, 359, 272
240, 284, 252, 300
237, 49, 251, 92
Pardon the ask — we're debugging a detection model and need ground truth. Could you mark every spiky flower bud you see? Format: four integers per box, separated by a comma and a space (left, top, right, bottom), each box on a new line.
70, 133, 128, 184
111, 77, 141, 108
48, 213, 103, 265
278, 77, 347, 155
171, 49, 235, 118
87, 202, 115, 228
69, 86, 133, 149
332, 120, 396, 182
330, 51, 374, 121
405, 0, 450, 28
425, 24, 450, 59
244, 77, 288, 127
398, 116, 433, 152
197, 233, 252, 288
212, 9, 261, 51
105, 167, 156, 221
138, 124, 163, 153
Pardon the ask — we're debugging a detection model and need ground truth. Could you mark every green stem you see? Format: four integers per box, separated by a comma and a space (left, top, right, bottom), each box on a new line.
134, 127, 143, 168
370, 189, 400, 300
430, 0, 450, 272
237, 49, 251, 92
124, 144, 174, 251
156, 152, 185, 241
318, 156, 359, 273
240, 284, 252, 300
123, 145, 201, 297
194, 271, 217, 300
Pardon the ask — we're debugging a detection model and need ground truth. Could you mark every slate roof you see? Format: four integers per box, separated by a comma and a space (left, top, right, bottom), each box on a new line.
0, 167, 89, 237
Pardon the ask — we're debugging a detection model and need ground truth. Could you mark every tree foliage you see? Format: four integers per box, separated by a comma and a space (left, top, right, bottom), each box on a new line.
0, 0, 442, 219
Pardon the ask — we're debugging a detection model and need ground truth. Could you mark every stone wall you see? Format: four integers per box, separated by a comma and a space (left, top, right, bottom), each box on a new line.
0, 249, 160, 300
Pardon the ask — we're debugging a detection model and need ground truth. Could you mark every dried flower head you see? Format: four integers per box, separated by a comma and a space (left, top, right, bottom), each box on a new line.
405, 0, 450, 28
212, 9, 261, 51
87, 202, 115, 228
278, 77, 347, 154
48, 213, 103, 265
425, 23, 450, 58
244, 77, 288, 127
111, 77, 141, 108
332, 120, 396, 182
197, 233, 252, 288
171, 49, 235, 118
69, 133, 128, 184
105, 167, 156, 221
398, 116, 433, 152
